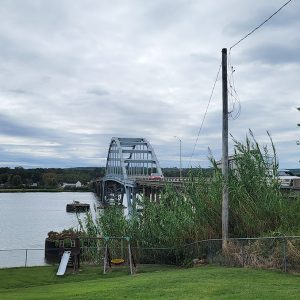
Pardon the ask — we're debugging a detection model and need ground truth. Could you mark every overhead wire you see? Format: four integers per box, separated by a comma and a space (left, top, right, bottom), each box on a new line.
228, 52, 241, 120
188, 0, 293, 166
229, 0, 293, 50
227, 0, 293, 120
188, 62, 222, 167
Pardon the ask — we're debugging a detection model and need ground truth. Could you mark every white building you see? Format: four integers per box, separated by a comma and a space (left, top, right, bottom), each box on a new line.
62, 181, 82, 188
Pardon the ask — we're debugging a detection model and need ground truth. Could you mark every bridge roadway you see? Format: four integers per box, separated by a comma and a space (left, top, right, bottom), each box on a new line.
135, 176, 187, 187
94, 176, 187, 209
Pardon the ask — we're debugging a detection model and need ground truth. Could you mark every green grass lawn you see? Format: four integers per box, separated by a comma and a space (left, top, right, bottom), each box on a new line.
0, 265, 299, 299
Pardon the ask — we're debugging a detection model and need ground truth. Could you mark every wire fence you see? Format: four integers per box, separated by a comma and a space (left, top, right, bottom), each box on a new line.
0, 248, 47, 269
181, 236, 300, 272
1, 236, 299, 272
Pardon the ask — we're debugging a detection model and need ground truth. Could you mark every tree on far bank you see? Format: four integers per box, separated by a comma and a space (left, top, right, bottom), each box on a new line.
42, 172, 58, 187
10, 175, 22, 187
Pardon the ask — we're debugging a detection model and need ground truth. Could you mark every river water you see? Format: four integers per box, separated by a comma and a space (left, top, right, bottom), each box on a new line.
0, 192, 98, 268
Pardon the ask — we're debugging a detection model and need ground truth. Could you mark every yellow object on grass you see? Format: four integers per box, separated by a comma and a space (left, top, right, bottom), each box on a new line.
111, 258, 125, 265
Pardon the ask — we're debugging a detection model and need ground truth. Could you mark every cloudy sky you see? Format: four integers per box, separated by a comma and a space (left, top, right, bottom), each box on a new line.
0, 0, 299, 169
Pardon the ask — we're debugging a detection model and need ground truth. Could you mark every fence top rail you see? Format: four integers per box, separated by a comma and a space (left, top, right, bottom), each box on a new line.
58, 236, 130, 241
182, 235, 300, 247
0, 248, 45, 252
229, 235, 300, 241
1, 236, 299, 252
132, 247, 176, 250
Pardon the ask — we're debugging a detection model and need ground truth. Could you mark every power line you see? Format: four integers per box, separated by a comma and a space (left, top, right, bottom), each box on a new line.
189, 1, 292, 167
227, 52, 241, 120
188, 62, 222, 167
227, 0, 293, 121
230, 0, 293, 50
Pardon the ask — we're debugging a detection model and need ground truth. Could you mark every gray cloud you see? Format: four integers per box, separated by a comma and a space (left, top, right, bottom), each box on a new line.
87, 88, 109, 96
238, 42, 300, 65
0, 0, 299, 169
0, 114, 52, 138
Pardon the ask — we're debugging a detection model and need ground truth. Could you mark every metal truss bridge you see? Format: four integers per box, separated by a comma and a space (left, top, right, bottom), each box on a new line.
95, 137, 184, 215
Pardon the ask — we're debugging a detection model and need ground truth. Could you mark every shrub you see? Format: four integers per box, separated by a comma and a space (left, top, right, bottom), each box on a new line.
76, 131, 299, 265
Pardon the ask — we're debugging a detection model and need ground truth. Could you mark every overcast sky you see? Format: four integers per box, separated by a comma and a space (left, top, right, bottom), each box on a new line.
0, 0, 299, 169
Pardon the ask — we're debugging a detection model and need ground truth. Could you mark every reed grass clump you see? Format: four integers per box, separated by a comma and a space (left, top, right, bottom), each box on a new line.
77, 131, 299, 266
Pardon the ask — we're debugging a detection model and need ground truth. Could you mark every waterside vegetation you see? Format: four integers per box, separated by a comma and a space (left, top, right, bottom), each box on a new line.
77, 133, 300, 265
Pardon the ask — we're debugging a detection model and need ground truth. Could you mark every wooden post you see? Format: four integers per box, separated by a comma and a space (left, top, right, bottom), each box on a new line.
222, 48, 229, 250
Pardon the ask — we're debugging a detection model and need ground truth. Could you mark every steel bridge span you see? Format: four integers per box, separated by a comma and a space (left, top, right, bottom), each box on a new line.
95, 138, 300, 214
95, 137, 183, 215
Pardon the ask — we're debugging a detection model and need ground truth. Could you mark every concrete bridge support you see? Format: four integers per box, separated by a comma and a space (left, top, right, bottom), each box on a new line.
138, 185, 163, 203
125, 186, 134, 216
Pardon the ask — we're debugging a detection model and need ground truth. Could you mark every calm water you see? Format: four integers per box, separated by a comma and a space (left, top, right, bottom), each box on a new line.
0, 192, 98, 268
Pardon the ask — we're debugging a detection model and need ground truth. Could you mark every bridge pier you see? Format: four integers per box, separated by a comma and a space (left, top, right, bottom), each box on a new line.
150, 188, 155, 202
125, 186, 133, 216
94, 177, 185, 210
94, 180, 101, 198
138, 185, 162, 203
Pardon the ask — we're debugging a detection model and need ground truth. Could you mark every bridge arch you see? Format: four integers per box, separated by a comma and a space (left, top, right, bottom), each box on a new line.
105, 137, 163, 180
101, 137, 163, 215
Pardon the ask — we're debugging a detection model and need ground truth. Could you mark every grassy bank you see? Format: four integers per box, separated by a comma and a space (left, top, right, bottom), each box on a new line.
0, 265, 299, 299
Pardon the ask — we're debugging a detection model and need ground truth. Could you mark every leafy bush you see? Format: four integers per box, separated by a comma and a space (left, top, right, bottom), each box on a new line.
77, 131, 300, 265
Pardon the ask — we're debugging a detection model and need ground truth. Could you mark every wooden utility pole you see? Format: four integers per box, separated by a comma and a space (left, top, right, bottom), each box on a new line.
222, 48, 229, 250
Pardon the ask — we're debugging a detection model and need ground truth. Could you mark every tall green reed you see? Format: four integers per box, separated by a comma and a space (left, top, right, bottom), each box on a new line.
78, 131, 299, 251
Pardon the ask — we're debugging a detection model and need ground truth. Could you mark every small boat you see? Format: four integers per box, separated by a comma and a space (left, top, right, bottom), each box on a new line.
66, 201, 90, 213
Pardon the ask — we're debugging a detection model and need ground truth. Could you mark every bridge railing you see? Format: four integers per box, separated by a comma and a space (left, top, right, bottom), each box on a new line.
163, 177, 189, 182
98, 175, 189, 182
133, 176, 188, 182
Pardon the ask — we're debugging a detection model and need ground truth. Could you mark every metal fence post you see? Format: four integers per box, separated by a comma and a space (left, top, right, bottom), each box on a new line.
241, 241, 245, 267
25, 249, 28, 268
282, 237, 287, 272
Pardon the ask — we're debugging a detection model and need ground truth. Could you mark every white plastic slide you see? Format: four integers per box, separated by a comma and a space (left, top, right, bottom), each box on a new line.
56, 251, 71, 276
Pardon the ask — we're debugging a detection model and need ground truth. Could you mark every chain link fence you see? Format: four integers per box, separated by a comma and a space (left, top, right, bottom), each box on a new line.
1, 236, 299, 272
182, 236, 300, 272
0, 248, 47, 268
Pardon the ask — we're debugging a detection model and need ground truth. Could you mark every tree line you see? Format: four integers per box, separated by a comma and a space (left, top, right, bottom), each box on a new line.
0, 166, 202, 189
0, 167, 105, 188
